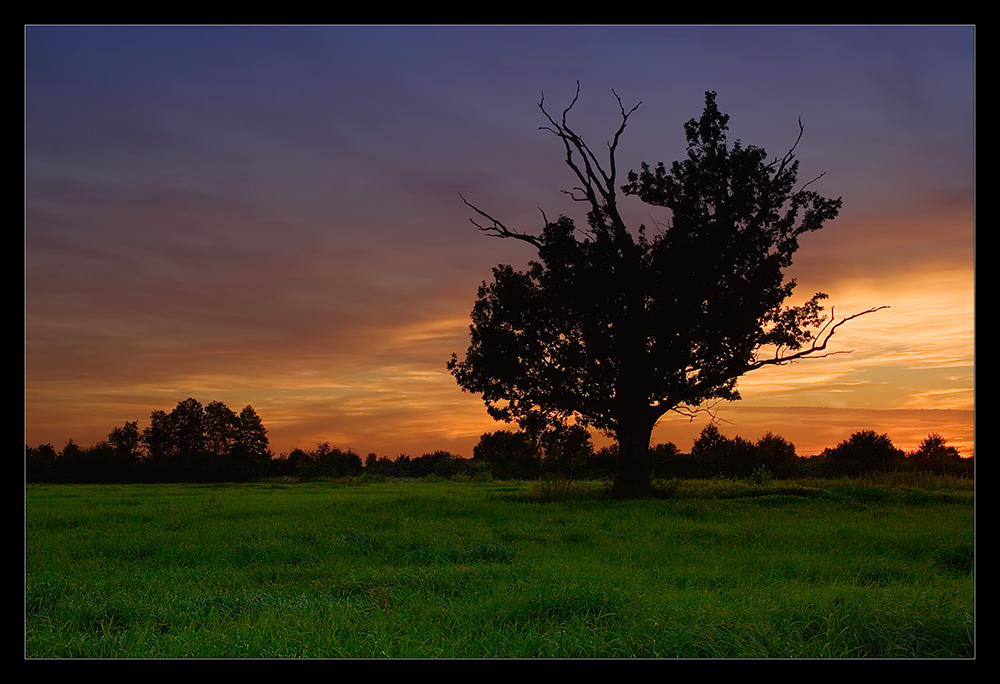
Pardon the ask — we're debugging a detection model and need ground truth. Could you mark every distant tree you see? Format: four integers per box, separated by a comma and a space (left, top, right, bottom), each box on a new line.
450, 86, 885, 495
233, 405, 271, 479
648, 441, 683, 478
393, 454, 413, 478
336, 449, 364, 477
364, 453, 396, 477
909, 433, 962, 475
94, 420, 143, 481
410, 450, 471, 478
540, 423, 593, 478
473, 430, 540, 480
588, 445, 620, 479
821, 430, 904, 477
168, 398, 206, 478
60, 439, 85, 481
26, 443, 58, 483
142, 410, 173, 472
108, 421, 142, 463
204, 401, 239, 457
689, 424, 769, 478
690, 423, 731, 476
283, 448, 311, 478
727, 436, 760, 479
755, 432, 799, 477
138, 399, 269, 481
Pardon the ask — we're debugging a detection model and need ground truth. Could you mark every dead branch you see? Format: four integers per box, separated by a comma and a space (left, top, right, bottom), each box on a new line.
746, 305, 890, 372
537, 82, 640, 238
459, 193, 544, 249
669, 400, 733, 425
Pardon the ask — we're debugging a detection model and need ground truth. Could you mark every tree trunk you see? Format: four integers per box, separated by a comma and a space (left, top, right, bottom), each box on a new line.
613, 414, 656, 496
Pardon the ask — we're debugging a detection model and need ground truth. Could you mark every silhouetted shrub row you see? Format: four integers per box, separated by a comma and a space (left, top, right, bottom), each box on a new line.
27, 405, 972, 484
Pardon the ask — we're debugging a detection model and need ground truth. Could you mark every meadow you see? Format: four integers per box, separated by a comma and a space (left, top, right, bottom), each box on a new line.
25, 474, 974, 658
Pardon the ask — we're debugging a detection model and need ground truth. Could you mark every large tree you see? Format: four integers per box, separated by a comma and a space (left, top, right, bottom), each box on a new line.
449, 86, 884, 495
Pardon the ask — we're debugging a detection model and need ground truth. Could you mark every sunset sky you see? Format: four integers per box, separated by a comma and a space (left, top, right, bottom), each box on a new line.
25, 26, 975, 459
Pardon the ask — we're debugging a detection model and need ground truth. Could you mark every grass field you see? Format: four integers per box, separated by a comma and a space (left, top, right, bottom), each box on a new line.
25, 475, 974, 658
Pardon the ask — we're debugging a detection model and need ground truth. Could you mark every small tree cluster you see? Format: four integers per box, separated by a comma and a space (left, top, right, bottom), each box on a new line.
274, 442, 364, 480
816, 429, 904, 477
26, 398, 271, 483
686, 424, 800, 478
907, 433, 966, 475
359, 450, 475, 479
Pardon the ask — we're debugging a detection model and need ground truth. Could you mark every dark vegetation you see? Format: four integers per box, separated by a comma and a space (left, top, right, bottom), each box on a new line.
449, 86, 886, 495
25, 397, 972, 483
26, 398, 269, 484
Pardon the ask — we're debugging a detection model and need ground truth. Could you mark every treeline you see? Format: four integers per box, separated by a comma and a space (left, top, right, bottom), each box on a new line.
466, 423, 972, 480
26, 402, 972, 483
26, 398, 271, 483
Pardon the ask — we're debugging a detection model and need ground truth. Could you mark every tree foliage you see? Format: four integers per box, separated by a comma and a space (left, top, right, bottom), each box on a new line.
24, 398, 273, 483
820, 430, 904, 477
473, 430, 540, 480
688, 424, 799, 478
909, 433, 963, 474
450, 85, 885, 494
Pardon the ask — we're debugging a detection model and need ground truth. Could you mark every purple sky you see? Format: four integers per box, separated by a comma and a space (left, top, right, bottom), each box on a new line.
25, 26, 975, 458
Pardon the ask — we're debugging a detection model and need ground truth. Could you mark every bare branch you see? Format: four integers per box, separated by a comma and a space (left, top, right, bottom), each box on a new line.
608, 88, 641, 185
537, 82, 640, 239
798, 170, 829, 193
768, 116, 805, 172
669, 400, 733, 425
459, 193, 544, 249
746, 305, 890, 371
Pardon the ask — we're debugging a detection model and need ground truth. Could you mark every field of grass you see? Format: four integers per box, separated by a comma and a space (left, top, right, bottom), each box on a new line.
25, 475, 974, 658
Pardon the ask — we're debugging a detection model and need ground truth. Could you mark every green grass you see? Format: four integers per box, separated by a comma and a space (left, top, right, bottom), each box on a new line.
25, 477, 974, 658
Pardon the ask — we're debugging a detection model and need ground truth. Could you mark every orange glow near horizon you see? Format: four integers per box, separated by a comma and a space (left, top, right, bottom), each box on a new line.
25, 262, 974, 460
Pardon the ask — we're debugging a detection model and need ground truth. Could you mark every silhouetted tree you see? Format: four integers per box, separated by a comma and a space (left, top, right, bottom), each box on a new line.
450, 86, 884, 495
648, 441, 684, 478
821, 430, 904, 477
26, 443, 58, 482
409, 450, 470, 478
108, 421, 142, 465
540, 423, 593, 477
204, 401, 239, 457
233, 405, 271, 479
689, 425, 755, 477
473, 430, 540, 479
169, 398, 206, 477
909, 433, 962, 475
54, 439, 87, 482
690, 423, 730, 477
755, 432, 799, 477
142, 410, 172, 479
86, 420, 144, 482
283, 448, 311, 478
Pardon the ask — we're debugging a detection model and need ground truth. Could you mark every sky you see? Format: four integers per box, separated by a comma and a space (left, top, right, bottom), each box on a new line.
25, 25, 975, 459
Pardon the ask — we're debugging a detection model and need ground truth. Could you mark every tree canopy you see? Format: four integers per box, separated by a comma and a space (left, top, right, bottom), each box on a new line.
450, 86, 885, 495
